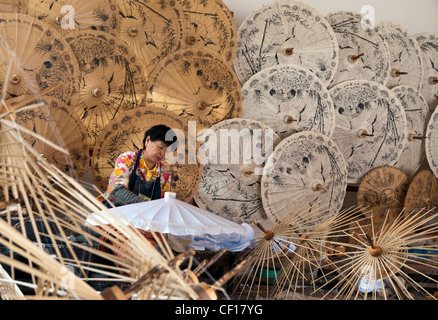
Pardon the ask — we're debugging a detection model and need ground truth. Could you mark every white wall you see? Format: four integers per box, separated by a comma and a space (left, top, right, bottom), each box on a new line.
223, 0, 438, 35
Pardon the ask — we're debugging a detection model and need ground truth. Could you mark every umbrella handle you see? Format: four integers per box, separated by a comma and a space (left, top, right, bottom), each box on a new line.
430, 77, 438, 85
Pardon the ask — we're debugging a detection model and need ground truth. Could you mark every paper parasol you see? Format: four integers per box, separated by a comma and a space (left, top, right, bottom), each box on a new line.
233, 0, 339, 86
179, 0, 237, 64
390, 85, 429, 177
146, 48, 242, 131
325, 11, 390, 88
13, 96, 89, 179
404, 170, 438, 211
115, 0, 184, 79
261, 131, 348, 233
241, 63, 335, 140
194, 118, 280, 225
416, 33, 438, 111
377, 21, 424, 91
425, 107, 438, 179
92, 106, 202, 202
329, 80, 407, 185
64, 30, 147, 148
26, 0, 119, 35
0, 13, 80, 106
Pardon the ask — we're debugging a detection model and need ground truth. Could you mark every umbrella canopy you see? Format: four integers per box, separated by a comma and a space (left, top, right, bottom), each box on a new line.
261, 131, 348, 233
194, 118, 280, 225
241, 63, 336, 140
329, 80, 407, 185
404, 169, 438, 211
325, 11, 390, 88
179, 0, 237, 64
146, 48, 242, 132
14, 96, 89, 179
416, 33, 438, 111
425, 106, 438, 179
64, 30, 147, 148
26, 0, 119, 35
377, 21, 424, 91
0, 13, 80, 106
233, 0, 339, 87
391, 85, 429, 177
115, 0, 184, 79
0, 0, 27, 12
92, 106, 202, 203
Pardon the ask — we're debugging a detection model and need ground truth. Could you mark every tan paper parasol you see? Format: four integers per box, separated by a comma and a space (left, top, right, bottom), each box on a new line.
0, 13, 80, 107
13, 96, 89, 179
92, 106, 202, 202
115, 0, 184, 79
146, 48, 242, 132
194, 118, 280, 225
179, 0, 237, 64
404, 169, 438, 211
325, 11, 391, 88
425, 107, 438, 179
64, 30, 147, 148
377, 21, 424, 91
416, 33, 438, 111
233, 0, 339, 87
26, 0, 119, 35
241, 63, 335, 140
391, 85, 429, 178
329, 80, 407, 185
261, 131, 348, 233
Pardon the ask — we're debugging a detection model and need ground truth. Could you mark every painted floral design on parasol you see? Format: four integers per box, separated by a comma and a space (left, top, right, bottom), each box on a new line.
0, 13, 80, 107
261, 131, 348, 233
325, 11, 390, 88
416, 33, 438, 111
404, 170, 438, 211
179, 0, 237, 64
233, 0, 339, 86
115, 0, 184, 79
64, 30, 147, 148
194, 118, 280, 225
241, 63, 335, 140
26, 0, 119, 35
425, 107, 438, 179
146, 48, 242, 132
391, 85, 429, 177
377, 21, 424, 91
329, 80, 407, 185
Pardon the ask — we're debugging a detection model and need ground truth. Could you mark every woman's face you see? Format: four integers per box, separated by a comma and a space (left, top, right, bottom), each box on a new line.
143, 137, 168, 167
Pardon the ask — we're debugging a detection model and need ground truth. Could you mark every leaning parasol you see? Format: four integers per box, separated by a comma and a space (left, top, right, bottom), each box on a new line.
0, 13, 80, 107
329, 80, 407, 185
391, 85, 429, 177
261, 131, 348, 233
146, 48, 242, 132
416, 33, 438, 111
179, 0, 237, 64
324, 11, 391, 88
115, 0, 184, 79
377, 21, 424, 91
26, 0, 119, 35
64, 30, 147, 148
404, 169, 438, 211
233, 0, 339, 86
241, 64, 336, 140
194, 118, 280, 225
425, 107, 438, 179
91, 106, 202, 203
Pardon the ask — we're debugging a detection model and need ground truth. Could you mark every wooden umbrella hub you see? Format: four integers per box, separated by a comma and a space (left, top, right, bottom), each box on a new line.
392, 69, 408, 77
92, 88, 104, 98
368, 244, 382, 256
187, 36, 197, 45
55, 15, 66, 25
349, 53, 364, 63
408, 133, 427, 141
128, 27, 138, 37
197, 101, 208, 110
284, 115, 295, 124
358, 129, 373, 138
314, 183, 326, 192
243, 169, 254, 177
430, 76, 438, 85
10, 74, 21, 84
285, 48, 294, 56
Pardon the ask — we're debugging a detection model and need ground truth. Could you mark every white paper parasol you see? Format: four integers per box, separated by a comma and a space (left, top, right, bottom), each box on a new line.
233, 0, 339, 86
377, 21, 424, 91
325, 11, 390, 88
194, 118, 280, 225
416, 33, 438, 111
391, 85, 429, 177
261, 131, 348, 233
241, 63, 335, 140
425, 107, 438, 179
329, 80, 407, 185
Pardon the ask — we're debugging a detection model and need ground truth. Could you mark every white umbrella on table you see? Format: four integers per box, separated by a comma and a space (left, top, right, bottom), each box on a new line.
416, 33, 438, 111
86, 192, 254, 252
233, 0, 339, 87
